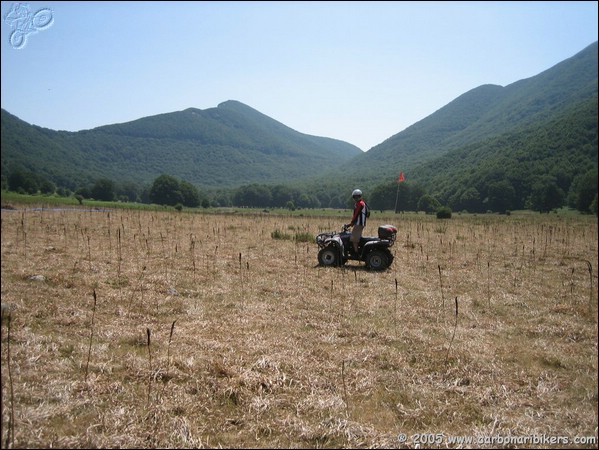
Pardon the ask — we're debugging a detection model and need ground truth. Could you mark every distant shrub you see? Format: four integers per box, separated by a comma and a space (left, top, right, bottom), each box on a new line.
294, 232, 313, 243
271, 229, 291, 240
436, 206, 452, 219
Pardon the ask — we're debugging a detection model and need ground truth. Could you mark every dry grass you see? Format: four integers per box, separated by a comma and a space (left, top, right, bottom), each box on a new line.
1, 207, 597, 449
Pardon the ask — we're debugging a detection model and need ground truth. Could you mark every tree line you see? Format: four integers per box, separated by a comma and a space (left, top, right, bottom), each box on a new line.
4, 167, 597, 216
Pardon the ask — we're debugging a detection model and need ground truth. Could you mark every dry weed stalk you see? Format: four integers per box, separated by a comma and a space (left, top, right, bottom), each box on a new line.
2, 308, 15, 449
394, 278, 398, 330
438, 264, 445, 308
166, 320, 176, 371
86, 235, 92, 272
116, 227, 122, 279
190, 236, 196, 280
585, 260, 593, 316
84, 289, 98, 382
341, 360, 349, 417
126, 264, 147, 313
146, 327, 152, 405
444, 296, 459, 365
487, 261, 491, 305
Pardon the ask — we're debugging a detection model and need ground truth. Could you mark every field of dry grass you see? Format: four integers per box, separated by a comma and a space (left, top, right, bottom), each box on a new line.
1, 206, 597, 449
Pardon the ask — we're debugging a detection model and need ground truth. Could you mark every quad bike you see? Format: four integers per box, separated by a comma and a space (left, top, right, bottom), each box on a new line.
316, 224, 398, 270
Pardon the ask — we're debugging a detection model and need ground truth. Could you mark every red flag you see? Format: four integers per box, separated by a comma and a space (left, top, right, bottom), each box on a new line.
398, 172, 405, 183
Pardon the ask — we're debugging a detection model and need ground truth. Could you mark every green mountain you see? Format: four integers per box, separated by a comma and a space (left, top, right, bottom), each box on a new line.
1, 41, 597, 213
295, 41, 598, 213
1, 100, 362, 190
315, 41, 598, 197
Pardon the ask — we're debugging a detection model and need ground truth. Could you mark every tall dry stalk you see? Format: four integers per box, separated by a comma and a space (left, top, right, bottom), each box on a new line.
86, 235, 92, 272
190, 236, 196, 280
20, 212, 27, 259
167, 320, 176, 371
127, 265, 147, 313
438, 264, 445, 308
394, 278, 398, 330
116, 227, 125, 305
84, 289, 98, 382
116, 227, 122, 277
2, 309, 16, 449
585, 260, 593, 316
342, 360, 349, 417
239, 252, 244, 296
487, 261, 491, 306
106, 212, 112, 257
569, 267, 576, 303
146, 328, 152, 404
444, 297, 459, 365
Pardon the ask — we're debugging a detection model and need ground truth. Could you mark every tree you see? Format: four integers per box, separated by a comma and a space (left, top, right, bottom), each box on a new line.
271, 185, 294, 208
8, 169, 39, 194
570, 169, 598, 214
485, 180, 516, 213
297, 193, 320, 208
149, 174, 183, 206
233, 184, 272, 207
75, 186, 91, 199
527, 177, 565, 213
451, 187, 482, 213
91, 178, 115, 201
179, 180, 201, 207
418, 194, 441, 214
116, 181, 142, 203
39, 179, 56, 195
370, 182, 397, 211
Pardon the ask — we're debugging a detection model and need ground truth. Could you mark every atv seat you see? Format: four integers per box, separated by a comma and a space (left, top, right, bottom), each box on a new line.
359, 236, 380, 246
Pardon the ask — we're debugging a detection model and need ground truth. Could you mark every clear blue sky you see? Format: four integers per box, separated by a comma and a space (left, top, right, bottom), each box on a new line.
1, 1, 597, 151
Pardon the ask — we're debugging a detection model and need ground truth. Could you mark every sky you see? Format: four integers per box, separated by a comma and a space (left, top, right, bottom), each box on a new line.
1, 1, 598, 151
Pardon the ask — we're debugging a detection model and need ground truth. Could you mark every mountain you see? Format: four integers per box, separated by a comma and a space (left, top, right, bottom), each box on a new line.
1, 100, 362, 190
1, 41, 597, 213
314, 41, 598, 196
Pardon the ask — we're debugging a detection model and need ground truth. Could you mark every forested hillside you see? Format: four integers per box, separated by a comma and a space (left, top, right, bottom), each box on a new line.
301, 41, 597, 213
1, 100, 362, 191
314, 41, 598, 193
365, 96, 597, 214
1, 42, 597, 214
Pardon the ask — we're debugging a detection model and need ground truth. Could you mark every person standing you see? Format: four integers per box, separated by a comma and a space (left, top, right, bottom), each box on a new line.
346, 189, 367, 254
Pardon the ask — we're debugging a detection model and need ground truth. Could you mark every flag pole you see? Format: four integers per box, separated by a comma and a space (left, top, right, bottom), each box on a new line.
394, 172, 405, 213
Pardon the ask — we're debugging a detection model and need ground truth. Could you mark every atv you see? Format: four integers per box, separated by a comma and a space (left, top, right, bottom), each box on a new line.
316, 224, 398, 270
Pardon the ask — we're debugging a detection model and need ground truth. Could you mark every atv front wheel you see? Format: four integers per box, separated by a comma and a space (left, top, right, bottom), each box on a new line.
365, 249, 390, 270
318, 246, 340, 267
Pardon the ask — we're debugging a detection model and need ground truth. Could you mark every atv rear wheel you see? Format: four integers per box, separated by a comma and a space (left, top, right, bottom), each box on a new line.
365, 249, 390, 270
318, 246, 340, 267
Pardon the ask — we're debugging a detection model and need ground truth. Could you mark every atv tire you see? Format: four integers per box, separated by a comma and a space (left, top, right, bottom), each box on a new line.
365, 249, 391, 271
318, 246, 340, 267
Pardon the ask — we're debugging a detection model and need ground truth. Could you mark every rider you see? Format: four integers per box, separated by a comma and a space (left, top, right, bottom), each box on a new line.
346, 189, 367, 255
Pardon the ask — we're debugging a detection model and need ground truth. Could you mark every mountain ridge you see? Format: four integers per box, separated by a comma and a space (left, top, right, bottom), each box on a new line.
1, 100, 362, 190
317, 40, 598, 195
1, 41, 597, 212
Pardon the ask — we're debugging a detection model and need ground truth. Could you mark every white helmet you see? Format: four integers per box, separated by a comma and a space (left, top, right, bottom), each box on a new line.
352, 189, 362, 197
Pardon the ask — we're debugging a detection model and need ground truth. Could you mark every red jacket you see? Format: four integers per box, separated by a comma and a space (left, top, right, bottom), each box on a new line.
350, 199, 367, 226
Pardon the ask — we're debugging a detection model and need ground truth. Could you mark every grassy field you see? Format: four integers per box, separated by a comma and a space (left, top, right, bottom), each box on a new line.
1, 205, 597, 448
